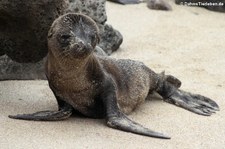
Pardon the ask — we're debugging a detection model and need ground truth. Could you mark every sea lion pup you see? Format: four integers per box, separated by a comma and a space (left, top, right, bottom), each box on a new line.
9, 13, 219, 139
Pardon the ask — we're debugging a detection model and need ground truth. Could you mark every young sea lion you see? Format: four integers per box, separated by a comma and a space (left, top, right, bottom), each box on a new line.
9, 13, 219, 139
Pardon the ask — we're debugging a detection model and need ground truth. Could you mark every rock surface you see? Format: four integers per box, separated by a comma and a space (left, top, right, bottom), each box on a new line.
0, 0, 68, 63
98, 24, 123, 55
147, 0, 172, 11
0, 55, 46, 80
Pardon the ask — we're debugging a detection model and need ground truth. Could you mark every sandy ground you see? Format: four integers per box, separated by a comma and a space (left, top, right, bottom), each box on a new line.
1, 1, 225, 149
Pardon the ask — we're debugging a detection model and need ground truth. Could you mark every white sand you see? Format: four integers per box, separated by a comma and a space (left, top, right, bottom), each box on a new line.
1, 1, 225, 148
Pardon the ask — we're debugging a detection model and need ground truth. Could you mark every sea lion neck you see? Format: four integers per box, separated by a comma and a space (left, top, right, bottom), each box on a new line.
47, 50, 92, 71
46, 51, 104, 84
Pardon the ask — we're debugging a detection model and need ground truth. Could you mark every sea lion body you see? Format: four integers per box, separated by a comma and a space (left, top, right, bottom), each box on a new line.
46, 13, 159, 117
46, 53, 155, 117
9, 13, 219, 139
99, 58, 152, 114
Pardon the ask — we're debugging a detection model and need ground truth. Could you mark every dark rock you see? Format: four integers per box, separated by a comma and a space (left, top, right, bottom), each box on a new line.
0, 0, 68, 63
147, 0, 172, 11
67, 0, 107, 24
0, 39, 5, 56
98, 24, 123, 55
175, 0, 225, 12
0, 55, 46, 80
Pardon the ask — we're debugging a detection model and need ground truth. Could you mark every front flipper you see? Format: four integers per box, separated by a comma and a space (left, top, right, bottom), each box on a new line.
9, 101, 73, 121
166, 89, 219, 116
108, 0, 141, 5
102, 78, 170, 139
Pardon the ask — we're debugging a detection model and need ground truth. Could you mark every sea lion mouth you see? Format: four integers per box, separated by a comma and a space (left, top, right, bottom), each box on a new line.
70, 42, 84, 52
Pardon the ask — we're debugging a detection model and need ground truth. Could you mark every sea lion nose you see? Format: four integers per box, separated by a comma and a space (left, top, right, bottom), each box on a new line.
77, 41, 84, 48
78, 40, 83, 45
74, 37, 92, 52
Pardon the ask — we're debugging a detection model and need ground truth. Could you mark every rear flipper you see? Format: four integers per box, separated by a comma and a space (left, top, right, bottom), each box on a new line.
8, 103, 73, 121
156, 73, 219, 116
108, 0, 141, 4
166, 89, 219, 116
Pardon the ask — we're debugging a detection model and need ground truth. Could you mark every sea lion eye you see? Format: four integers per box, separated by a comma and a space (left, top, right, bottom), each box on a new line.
61, 34, 71, 41
58, 34, 71, 47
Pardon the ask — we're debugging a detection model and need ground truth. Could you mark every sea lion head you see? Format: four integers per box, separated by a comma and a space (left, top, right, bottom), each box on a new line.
48, 13, 100, 60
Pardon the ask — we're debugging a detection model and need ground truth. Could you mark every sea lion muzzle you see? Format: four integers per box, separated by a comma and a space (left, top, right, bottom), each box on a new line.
68, 38, 93, 58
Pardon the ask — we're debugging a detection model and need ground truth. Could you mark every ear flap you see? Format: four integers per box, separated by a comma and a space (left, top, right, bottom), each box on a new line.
96, 34, 100, 44
92, 33, 100, 48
